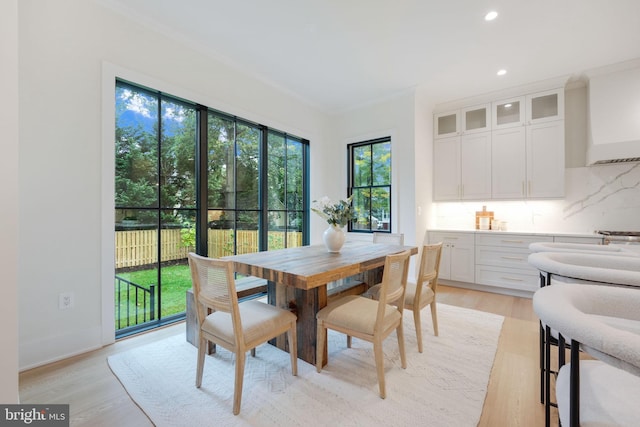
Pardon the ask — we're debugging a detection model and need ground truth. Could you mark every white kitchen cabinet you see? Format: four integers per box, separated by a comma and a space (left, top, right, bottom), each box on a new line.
475, 233, 553, 292
492, 96, 525, 130
433, 131, 491, 201
428, 231, 475, 283
435, 88, 565, 201
461, 104, 491, 135
433, 136, 460, 200
434, 110, 460, 139
492, 88, 563, 129
491, 127, 526, 198
492, 119, 564, 199
526, 120, 565, 198
434, 104, 490, 139
526, 88, 564, 125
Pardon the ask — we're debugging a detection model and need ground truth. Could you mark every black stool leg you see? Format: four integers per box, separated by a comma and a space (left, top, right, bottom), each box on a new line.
545, 325, 552, 427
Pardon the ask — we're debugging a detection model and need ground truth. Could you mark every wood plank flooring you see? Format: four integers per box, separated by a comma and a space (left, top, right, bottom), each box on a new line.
18, 284, 556, 426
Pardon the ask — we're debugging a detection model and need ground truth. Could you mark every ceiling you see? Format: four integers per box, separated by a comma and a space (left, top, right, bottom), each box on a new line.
98, 0, 640, 113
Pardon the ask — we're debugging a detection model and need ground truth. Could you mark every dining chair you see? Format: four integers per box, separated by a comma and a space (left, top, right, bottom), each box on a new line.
373, 232, 404, 245
187, 253, 298, 415
364, 243, 443, 352
315, 249, 412, 399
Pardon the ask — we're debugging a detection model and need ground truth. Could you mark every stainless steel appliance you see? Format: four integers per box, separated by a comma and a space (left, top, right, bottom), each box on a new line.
596, 231, 640, 245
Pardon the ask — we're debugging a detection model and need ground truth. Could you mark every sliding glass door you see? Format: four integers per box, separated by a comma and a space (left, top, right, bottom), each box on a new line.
114, 80, 309, 337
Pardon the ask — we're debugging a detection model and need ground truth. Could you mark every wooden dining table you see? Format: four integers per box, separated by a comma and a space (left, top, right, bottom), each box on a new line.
223, 240, 418, 365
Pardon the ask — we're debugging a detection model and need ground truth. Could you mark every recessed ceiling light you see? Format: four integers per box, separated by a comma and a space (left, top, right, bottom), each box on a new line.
497, 69, 507, 76
485, 11, 498, 21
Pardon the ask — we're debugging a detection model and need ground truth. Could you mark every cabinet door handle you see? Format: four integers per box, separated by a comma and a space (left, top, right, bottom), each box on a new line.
501, 239, 524, 243
501, 256, 524, 260
501, 276, 524, 282
528, 180, 532, 195
521, 181, 525, 196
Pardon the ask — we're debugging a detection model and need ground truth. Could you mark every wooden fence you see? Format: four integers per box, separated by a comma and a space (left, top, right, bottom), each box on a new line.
115, 229, 303, 269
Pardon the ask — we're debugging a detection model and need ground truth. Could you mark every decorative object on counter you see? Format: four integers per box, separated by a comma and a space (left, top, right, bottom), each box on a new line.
499, 221, 508, 231
312, 195, 356, 253
479, 216, 490, 230
491, 219, 499, 230
475, 205, 494, 230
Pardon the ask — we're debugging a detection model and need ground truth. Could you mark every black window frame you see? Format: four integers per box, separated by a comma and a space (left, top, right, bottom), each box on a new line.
347, 136, 392, 234
114, 78, 310, 337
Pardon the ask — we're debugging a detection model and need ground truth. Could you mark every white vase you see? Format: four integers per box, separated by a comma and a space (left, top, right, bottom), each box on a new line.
322, 225, 346, 253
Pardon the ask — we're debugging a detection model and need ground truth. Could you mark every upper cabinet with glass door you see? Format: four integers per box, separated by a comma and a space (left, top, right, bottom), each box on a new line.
434, 104, 490, 138
434, 110, 460, 139
526, 88, 564, 125
461, 104, 491, 135
492, 88, 564, 130
492, 96, 525, 129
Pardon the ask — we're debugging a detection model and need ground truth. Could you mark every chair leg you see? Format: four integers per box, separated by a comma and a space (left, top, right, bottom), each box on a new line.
373, 339, 386, 399
196, 336, 207, 388
545, 325, 552, 427
233, 351, 246, 415
430, 302, 439, 337
288, 321, 298, 376
250, 348, 256, 357
569, 339, 580, 427
413, 308, 423, 353
316, 321, 326, 373
397, 323, 407, 369
347, 335, 352, 348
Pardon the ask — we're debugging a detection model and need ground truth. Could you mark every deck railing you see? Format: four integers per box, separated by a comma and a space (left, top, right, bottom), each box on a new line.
114, 275, 155, 330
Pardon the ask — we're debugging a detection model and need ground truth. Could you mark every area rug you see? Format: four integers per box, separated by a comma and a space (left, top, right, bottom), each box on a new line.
108, 304, 504, 427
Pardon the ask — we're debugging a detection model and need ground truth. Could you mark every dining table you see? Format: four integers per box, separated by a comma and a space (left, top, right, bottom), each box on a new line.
223, 240, 418, 365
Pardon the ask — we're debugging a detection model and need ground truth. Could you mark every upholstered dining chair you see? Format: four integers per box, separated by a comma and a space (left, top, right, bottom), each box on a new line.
187, 253, 298, 415
364, 243, 443, 352
373, 232, 404, 245
315, 249, 412, 399
533, 282, 640, 427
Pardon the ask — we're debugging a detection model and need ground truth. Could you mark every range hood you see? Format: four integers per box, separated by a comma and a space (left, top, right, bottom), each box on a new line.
587, 60, 640, 165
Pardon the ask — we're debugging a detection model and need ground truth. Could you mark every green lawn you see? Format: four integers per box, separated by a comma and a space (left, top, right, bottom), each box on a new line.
115, 264, 192, 329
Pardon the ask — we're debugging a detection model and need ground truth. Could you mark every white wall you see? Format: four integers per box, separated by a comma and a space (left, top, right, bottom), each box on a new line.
329, 92, 419, 247
0, 0, 20, 403
18, 0, 329, 369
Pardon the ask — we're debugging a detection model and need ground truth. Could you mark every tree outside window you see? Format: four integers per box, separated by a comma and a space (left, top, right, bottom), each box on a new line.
348, 137, 391, 232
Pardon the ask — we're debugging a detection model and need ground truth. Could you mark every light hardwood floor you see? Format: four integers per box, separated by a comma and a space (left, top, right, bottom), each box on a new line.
19, 284, 557, 426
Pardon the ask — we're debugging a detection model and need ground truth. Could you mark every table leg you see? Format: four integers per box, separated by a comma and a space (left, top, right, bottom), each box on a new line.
268, 280, 328, 365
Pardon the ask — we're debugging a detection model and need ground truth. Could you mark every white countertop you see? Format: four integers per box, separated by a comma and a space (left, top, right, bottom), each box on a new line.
428, 228, 601, 239
529, 241, 640, 256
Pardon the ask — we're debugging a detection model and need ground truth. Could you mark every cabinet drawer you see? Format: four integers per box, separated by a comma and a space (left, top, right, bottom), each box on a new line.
475, 265, 539, 292
475, 246, 537, 271
475, 233, 552, 249
428, 231, 475, 246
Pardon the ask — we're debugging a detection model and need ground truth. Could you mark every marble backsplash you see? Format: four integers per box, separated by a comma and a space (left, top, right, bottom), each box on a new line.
431, 162, 640, 234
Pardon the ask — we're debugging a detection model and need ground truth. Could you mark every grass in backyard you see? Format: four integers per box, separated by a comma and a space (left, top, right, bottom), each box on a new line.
115, 264, 192, 328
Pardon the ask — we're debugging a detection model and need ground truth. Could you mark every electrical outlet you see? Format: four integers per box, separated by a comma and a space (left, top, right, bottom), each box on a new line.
59, 292, 74, 310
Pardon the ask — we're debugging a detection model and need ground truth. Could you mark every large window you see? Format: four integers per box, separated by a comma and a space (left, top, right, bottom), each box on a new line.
114, 80, 309, 337
348, 137, 392, 233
